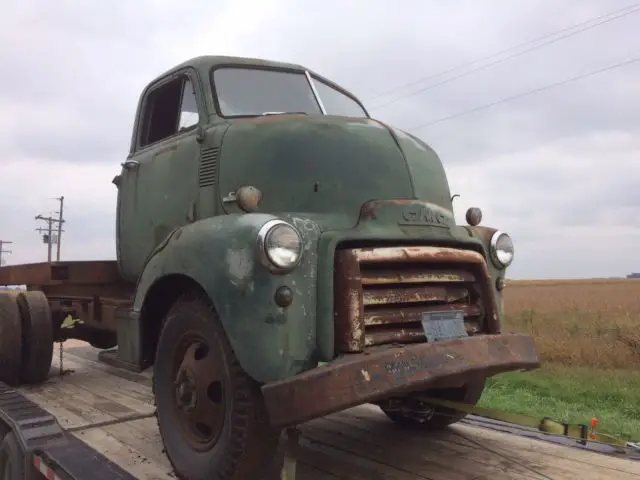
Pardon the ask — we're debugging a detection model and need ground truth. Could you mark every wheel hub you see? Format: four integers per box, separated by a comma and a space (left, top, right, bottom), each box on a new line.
175, 368, 198, 413
171, 336, 226, 452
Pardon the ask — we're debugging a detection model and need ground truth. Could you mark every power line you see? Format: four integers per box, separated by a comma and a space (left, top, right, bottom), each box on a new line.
406, 56, 640, 132
367, 3, 640, 110
0, 240, 12, 267
368, 2, 639, 105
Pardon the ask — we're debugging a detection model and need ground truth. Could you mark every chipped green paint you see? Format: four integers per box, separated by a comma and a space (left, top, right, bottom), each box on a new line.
118, 55, 512, 382
132, 213, 321, 383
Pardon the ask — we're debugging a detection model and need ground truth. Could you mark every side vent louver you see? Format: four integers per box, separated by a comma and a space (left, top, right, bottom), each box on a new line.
199, 146, 219, 188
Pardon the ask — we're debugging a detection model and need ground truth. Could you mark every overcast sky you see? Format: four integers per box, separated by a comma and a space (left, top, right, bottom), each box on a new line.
0, 0, 638, 279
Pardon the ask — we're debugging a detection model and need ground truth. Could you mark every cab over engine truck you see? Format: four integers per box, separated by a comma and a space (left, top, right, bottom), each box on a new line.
0, 55, 540, 479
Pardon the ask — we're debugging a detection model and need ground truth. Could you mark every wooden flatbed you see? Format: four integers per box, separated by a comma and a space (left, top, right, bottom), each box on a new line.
15, 341, 640, 480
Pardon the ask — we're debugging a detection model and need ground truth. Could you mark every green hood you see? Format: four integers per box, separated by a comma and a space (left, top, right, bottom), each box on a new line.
218, 116, 452, 225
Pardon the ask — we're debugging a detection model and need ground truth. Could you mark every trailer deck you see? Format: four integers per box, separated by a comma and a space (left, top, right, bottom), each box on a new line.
14, 341, 640, 480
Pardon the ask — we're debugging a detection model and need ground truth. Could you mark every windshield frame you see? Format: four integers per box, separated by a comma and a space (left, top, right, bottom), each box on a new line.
209, 63, 370, 119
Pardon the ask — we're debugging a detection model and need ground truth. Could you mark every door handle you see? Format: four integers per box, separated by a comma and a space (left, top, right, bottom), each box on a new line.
121, 160, 140, 170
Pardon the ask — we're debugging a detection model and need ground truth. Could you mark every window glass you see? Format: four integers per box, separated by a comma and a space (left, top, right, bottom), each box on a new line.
213, 67, 322, 116
179, 78, 199, 130
140, 75, 200, 147
312, 78, 368, 117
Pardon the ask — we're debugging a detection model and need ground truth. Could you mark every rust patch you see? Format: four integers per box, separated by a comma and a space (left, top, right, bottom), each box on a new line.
364, 304, 482, 326
352, 246, 485, 265
333, 245, 501, 352
359, 202, 378, 220
239, 114, 307, 124
364, 327, 425, 347
262, 333, 541, 428
359, 199, 427, 221
333, 250, 364, 352
361, 269, 475, 285
362, 285, 468, 306
466, 225, 498, 245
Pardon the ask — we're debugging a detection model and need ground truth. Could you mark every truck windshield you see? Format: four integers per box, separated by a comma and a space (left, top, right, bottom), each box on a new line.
212, 67, 368, 118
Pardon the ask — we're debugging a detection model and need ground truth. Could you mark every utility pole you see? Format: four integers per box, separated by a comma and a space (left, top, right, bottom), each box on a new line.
0, 240, 12, 267
55, 196, 64, 262
35, 216, 55, 263
35, 196, 65, 263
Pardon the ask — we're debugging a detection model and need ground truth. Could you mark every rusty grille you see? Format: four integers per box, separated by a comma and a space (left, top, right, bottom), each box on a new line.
333, 245, 499, 353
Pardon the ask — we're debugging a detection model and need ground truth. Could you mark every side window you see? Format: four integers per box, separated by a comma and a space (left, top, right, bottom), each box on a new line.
179, 79, 199, 130
311, 78, 368, 118
139, 75, 200, 148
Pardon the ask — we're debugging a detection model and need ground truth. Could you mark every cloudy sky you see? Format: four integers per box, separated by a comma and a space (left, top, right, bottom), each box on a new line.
0, 0, 638, 279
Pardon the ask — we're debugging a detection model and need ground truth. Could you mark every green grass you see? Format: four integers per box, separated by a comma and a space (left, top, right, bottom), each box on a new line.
478, 364, 640, 442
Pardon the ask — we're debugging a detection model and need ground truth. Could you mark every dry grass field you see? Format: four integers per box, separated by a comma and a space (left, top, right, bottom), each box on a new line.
478, 278, 640, 440
502, 278, 640, 368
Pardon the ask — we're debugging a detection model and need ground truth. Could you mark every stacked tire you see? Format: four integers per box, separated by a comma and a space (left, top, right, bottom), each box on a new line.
0, 291, 51, 479
0, 290, 54, 387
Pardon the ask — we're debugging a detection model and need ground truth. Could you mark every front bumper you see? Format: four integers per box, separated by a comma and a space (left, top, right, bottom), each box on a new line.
262, 333, 540, 428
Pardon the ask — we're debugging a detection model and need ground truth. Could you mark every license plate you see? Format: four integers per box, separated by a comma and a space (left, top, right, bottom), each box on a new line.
421, 310, 468, 342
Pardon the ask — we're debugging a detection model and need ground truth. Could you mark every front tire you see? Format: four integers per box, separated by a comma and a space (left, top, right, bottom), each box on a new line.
153, 292, 280, 480
380, 378, 486, 430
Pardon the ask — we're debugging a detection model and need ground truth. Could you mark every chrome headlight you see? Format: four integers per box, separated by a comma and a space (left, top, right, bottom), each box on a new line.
256, 220, 303, 272
489, 231, 514, 268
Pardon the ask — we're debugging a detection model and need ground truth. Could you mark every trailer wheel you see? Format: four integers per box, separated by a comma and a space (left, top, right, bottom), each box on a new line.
0, 294, 23, 386
153, 292, 281, 480
16, 291, 54, 384
380, 378, 486, 430
0, 432, 25, 480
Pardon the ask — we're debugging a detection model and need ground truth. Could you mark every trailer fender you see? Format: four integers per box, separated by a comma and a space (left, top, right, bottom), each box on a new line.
133, 213, 320, 384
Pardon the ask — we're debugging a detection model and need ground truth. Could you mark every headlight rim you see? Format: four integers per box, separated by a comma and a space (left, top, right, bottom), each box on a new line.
256, 219, 303, 273
489, 230, 514, 269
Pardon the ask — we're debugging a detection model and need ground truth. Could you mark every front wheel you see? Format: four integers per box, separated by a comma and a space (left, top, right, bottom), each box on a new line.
380, 378, 486, 430
153, 292, 281, 480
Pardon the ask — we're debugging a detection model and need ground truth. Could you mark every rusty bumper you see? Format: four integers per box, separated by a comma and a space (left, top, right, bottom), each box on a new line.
262, 333, 540, 428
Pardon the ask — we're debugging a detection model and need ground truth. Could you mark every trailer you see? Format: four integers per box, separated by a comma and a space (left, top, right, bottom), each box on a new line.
0, 55, 549, 479
0, 339, 637, 480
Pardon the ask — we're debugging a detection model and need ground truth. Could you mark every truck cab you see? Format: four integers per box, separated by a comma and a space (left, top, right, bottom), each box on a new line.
115, 56, 374, 280
0, 55, 539, 480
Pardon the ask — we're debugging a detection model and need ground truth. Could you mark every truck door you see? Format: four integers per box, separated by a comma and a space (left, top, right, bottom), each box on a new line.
116, 69, 205, 282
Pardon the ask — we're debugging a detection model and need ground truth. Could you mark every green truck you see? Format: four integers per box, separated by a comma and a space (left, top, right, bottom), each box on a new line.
0, 55, 540, 479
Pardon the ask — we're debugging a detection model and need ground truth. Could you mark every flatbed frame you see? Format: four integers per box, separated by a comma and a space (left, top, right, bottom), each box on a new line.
4, 340, 638, 480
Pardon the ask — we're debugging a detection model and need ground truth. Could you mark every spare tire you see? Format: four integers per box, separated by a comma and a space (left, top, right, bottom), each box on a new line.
16, 291, 54, 384
0, 293, 23, 386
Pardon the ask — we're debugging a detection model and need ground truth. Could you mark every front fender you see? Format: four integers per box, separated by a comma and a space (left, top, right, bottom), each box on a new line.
133, 213, 320, 383
465, 225, 507, 320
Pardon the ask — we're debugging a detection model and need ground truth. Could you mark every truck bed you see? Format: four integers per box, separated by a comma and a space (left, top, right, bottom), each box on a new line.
18, 342, 640, 480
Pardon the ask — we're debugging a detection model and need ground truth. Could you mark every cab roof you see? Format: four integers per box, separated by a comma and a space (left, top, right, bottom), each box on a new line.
152, 55, 311, 84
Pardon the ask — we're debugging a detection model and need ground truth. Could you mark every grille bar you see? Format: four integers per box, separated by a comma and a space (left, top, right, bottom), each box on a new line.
334, 246, 499, 353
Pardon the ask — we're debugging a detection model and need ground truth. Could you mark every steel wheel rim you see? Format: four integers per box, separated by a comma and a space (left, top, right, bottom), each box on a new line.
171, 331, 226, 451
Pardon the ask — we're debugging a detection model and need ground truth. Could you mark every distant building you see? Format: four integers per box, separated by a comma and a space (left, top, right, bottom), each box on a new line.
627, 273, 640, 279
